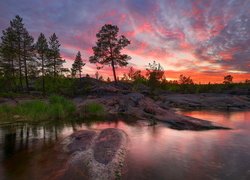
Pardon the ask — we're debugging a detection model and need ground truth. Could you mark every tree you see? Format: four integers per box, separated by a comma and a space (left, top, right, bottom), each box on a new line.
128, 66, 143, 81
146, 61, 165, 89
22, 28, 35, 91
95, 71, 99, 79
71, 51, 85, 78
223, 75, 233, 84
0, 27, 16, 82
107, 77, 111, 82
179, 74, 194, 84
47, 33, 65, 77
89, 24, 131, 82
10, 15, 25, 90
0, 15, 36, 91
36, 33, 48, 95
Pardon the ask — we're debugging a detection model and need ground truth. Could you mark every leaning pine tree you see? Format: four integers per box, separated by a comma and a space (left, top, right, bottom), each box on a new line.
71, 51, 85, 78
89, 24, 131, 82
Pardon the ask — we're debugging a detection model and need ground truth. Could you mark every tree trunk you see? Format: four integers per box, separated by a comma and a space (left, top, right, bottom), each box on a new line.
18, 38, 23, 91
111, 59, 117, 83
11, 59, 16, 90
23, 57, 29, 92
53, 57, 56, 78
23, 44, 29, 92
42, 55, 45, 96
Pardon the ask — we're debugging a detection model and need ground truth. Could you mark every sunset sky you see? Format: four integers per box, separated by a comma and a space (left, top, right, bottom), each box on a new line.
0, 0, 249, 83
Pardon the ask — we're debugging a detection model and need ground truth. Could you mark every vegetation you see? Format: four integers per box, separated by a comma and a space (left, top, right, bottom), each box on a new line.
71, 51, 85, 78
146, 61, 165, 91
83, 102, 105, 116
0, 95, 76, 122
89, 24, 131, 82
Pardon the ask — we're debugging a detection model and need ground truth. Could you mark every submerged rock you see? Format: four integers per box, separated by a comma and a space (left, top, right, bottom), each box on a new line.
67, 130, 96, 153
61, 128, 127, 180
94, 128, 123, 165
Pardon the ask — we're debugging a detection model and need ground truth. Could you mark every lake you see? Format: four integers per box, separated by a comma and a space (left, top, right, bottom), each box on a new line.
0, 110, 249, 180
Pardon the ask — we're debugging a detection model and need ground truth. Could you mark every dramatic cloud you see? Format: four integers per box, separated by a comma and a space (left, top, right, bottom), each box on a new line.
0, 0, 249, 83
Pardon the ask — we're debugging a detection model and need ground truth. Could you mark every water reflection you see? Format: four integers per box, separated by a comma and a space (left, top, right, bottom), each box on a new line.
0, 111, 249, 179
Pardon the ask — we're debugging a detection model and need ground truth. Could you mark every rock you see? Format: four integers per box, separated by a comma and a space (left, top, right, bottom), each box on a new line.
61, 128, 127, 180
66, 130, 96, 153
93, 128, 123, 165
74, 93, 230, 130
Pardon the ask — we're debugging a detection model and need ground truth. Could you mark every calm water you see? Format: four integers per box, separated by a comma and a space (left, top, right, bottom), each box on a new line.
0, 110, 250, 180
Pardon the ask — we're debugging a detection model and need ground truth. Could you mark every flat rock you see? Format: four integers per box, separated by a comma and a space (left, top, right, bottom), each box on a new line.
67, 130, 96, 153
61, 128, 127, 180
93, 128, 123, 164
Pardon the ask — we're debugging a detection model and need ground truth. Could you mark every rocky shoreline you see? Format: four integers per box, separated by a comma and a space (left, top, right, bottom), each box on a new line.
74, 92, 231, 130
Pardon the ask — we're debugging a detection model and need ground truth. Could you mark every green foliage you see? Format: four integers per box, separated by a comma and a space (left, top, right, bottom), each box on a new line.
0, 95, 75, 122
35, 76, 76, 96
84, 102, 105, 116
71, 51, 85, 78
146, 61, 164, 92
89, 24, 131, 82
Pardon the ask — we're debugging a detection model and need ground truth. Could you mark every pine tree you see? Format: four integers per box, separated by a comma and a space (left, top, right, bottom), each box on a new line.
22, 28, 35, 91
47, 33, 65, 77
10, 15, 25, 90
0, 27, 16, 81
36, 33, 48, 95
71, 51, 85, 78
89, 24, 131, 82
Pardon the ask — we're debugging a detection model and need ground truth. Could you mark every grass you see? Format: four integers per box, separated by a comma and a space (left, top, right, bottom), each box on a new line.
83, 102, 105, 116
0, 95, 76, 122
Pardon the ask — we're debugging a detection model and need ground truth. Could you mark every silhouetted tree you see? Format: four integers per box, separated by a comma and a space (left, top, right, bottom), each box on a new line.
107, 77, 111, 82
47, 33, 65, 77
95, 71, 99, 79
146, 61, 164, 89
89, 24, 131, 82
0, 27, 16, 83
22, 28, 35, 91
223, 75, 233, 84
36, 33, 48, 95
71, 51, 85, 78
128, 66, 143, 81
179, 74, 194, 84
10, 15, 26, 90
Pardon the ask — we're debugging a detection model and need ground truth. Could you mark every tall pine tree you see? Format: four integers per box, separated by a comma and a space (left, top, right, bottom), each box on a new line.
36, 33, 48, 95
47, 33, 65, 77
22, 28, 35, 91
71, 51, 85, 78
10, 15, 25, 90
0, 27, 16, 80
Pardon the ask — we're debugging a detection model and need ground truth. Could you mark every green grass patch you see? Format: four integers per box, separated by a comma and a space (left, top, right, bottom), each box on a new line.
0, 95, 76, 122
83, 102, 105, 116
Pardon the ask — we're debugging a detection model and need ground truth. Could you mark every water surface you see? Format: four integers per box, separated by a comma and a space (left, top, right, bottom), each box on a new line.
0, 110, 249, 180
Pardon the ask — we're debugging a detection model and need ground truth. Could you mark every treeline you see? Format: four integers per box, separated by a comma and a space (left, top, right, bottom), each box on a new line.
0, 16, 249, 96
0, 15, 68, 94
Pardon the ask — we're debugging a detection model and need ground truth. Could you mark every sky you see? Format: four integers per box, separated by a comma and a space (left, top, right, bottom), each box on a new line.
0, 0, 249, 83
